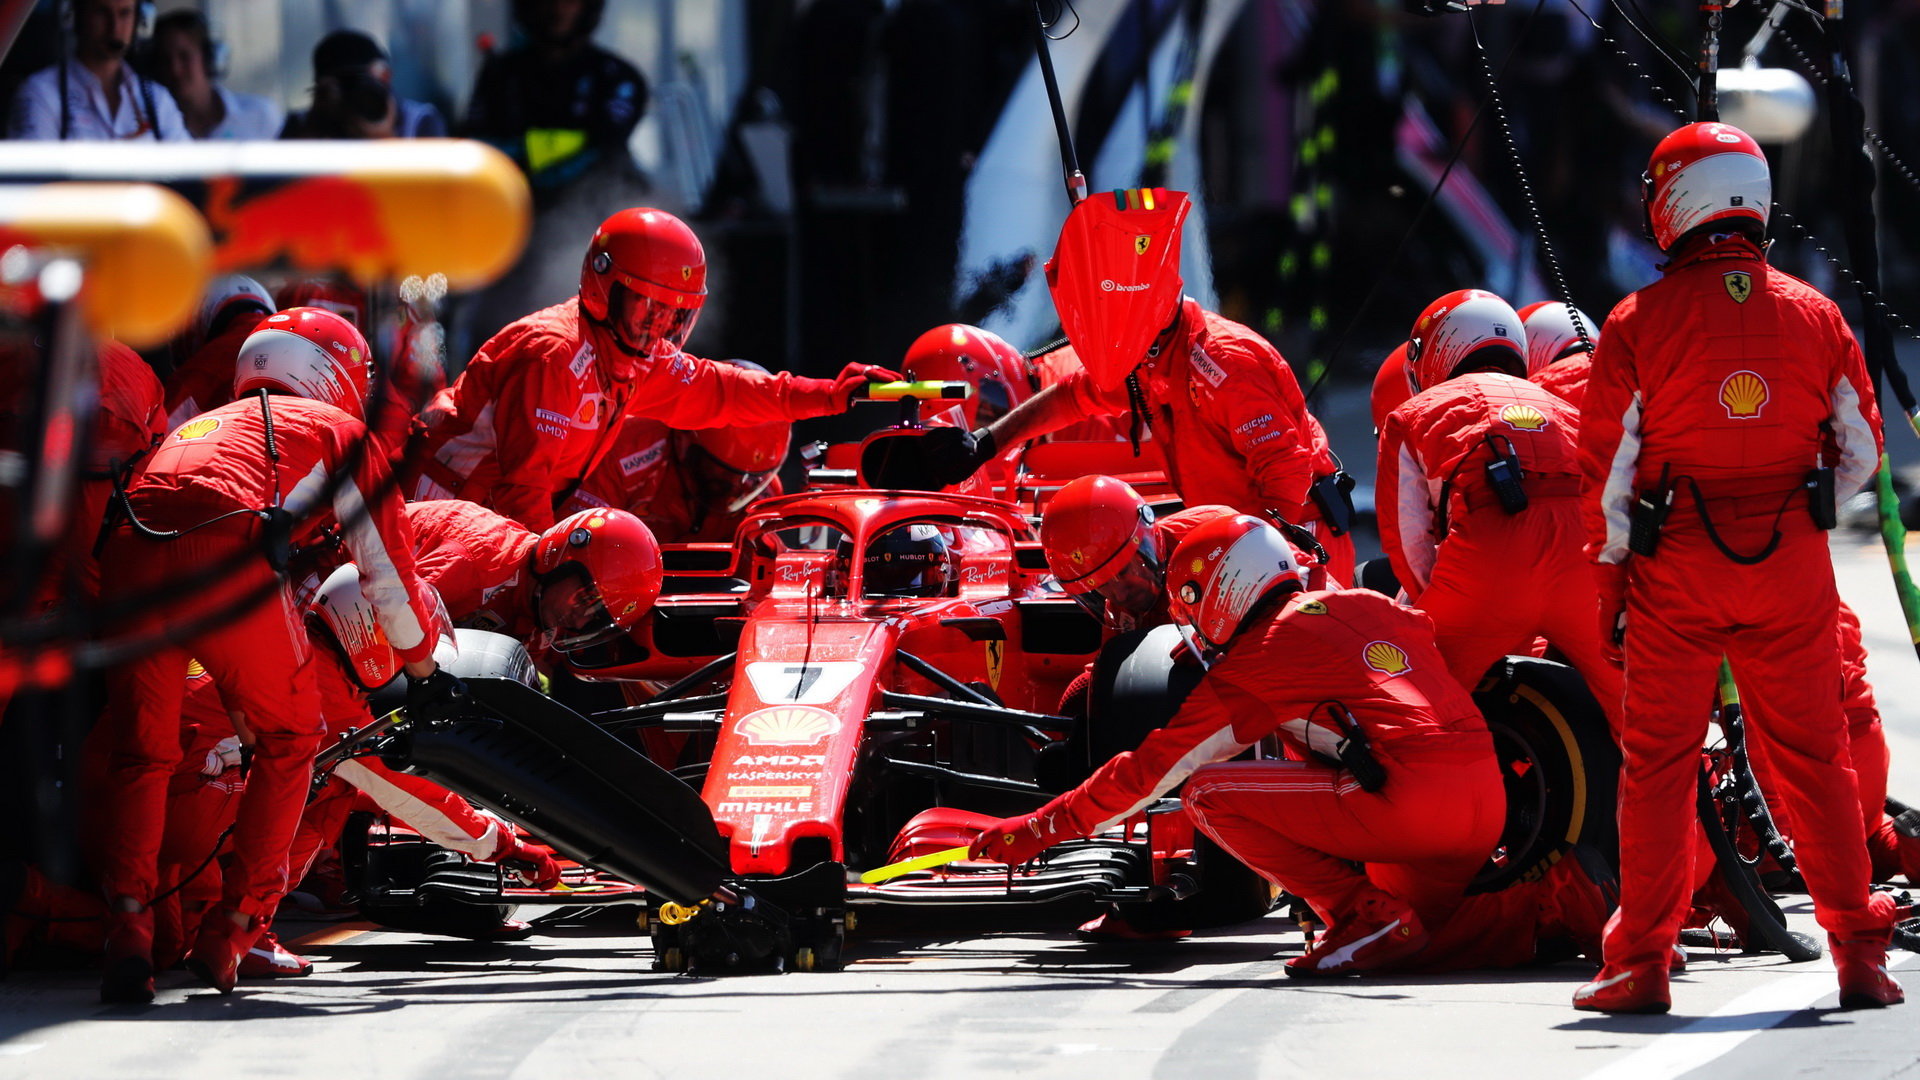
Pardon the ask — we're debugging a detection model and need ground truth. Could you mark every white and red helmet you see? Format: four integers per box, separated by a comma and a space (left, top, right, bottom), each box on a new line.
1406, 289, 1527, 393
1164, 514, 1307, 660
1643, 121, 1771, 252
308, 563, 455, 691
1515, 301, 1598, 377
234, 306, 373, 414
195, 274, 275, 346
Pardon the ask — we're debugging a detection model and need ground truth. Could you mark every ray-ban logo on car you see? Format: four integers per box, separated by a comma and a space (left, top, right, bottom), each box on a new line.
738, 705, 841, 746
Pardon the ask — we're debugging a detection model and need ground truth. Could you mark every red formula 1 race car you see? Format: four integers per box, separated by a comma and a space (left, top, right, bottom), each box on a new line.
352, 384, 1619, 973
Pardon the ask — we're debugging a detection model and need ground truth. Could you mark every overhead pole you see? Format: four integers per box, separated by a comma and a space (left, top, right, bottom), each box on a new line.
1031, 1, 1089, 207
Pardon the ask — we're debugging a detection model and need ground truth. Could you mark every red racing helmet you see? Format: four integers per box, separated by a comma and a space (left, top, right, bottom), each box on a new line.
532, 508, 664, 651
900, 323, 1031, 427
1515, 301, 1598, 377
1406, 289, 1526, 392
1643, 121, 1770, 253
1041, 475, 1157, 598
1370, 342, 1414, 432
579, 207, 707, 357
1164, 514, 1307, 659
233, 307, 372, 414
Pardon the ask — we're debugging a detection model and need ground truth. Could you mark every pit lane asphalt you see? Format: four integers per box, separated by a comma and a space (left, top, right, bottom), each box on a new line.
2, 534, 1914, 1079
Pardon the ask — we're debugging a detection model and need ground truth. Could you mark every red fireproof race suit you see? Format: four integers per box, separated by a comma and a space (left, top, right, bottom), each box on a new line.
1027, 588, 1505, 941
1037, 300, 1354, 587
284, 498, 542, 885
37, 342, 167, 610
407, 299, 849, 531
1031, 344, 1134, 443
1377, 372, 1621, 715
557, 413, 673, 519
163, 311, 270, 428
1743, 600, 1916, 882
1579, 232, 1889, 970
1530, 354, 1591, 411
91, 394, 439, 919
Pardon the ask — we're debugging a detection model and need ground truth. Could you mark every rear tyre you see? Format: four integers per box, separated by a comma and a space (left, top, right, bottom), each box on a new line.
1468, 657, 1619, 894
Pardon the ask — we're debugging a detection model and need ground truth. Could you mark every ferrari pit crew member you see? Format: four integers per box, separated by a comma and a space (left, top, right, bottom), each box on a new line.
1040, 474, 1236, 634
164, 274, 276, 426
973, 516, 1505, 976
407, 207, 900, 530
561, 359, 791, 542
1519, 300, 1600, 409
1376, 290, 1622, 717
901, 190, 1355, 587
1575, 121, 1899, 1014
89, 307, 454, 1002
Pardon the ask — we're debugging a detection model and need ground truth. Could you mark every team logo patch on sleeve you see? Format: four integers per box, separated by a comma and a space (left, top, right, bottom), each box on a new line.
1134, 234, 1152, 256
1362, 640, 1412, 677
1498, 404, 1548, 432
1723, 271, 1753, 304
1718, 370, 1769, 419
1190, 347, 1229, 388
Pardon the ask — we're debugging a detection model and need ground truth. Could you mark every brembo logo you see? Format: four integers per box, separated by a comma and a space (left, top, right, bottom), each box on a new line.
1101, 280, 1151, 293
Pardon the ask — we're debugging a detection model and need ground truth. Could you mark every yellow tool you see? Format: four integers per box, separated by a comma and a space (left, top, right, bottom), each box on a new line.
857, 846, 971, 885
657, 900, 710, 925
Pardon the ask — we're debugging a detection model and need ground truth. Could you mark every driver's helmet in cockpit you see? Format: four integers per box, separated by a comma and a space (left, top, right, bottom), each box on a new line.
859, 522, 958, 598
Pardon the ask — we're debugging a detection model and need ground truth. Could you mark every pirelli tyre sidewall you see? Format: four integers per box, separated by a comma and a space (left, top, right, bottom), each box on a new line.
1469, 656, 1620, 894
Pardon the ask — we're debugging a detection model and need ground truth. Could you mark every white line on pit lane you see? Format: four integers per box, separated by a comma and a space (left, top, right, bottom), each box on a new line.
1581, 954, 1916, 1080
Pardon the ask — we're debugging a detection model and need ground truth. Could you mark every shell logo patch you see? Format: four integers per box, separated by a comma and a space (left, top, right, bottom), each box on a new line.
1363, 640, 1412, 677
738, 705, 840, 746
173, 416, 222, 441
1499, 404, 1548, 432
185, 658, 206, 679
1723, 271, 1752, 304
1134, 234, 1152, 256
1719, 370, 1769, 419
1190, 558, 1206, 574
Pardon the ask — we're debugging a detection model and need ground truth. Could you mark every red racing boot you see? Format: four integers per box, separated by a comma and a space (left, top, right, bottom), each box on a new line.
1285, 896, 1428, 978
1573, 961, 1670, 1014
238, 925, 313, 979
1834, 891, 1906, 1010
186, 907, 263, 994
100, 904, 156, 1004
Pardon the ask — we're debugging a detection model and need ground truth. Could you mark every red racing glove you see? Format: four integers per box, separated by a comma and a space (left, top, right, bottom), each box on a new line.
492, 833, 564, 889
1593, 561, 1628, 667
830, 363, 906, 402
969, 807, 1076, 865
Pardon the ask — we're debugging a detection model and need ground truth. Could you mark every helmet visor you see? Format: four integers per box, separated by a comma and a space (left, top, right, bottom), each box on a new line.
612, 289, 700, 356
1079, 530, 1162, 631
539, 573, 625, 652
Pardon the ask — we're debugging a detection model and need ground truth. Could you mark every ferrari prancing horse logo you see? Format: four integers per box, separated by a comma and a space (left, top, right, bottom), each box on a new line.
1134, 234, 1152, 256
1723, 271, 1752, 304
